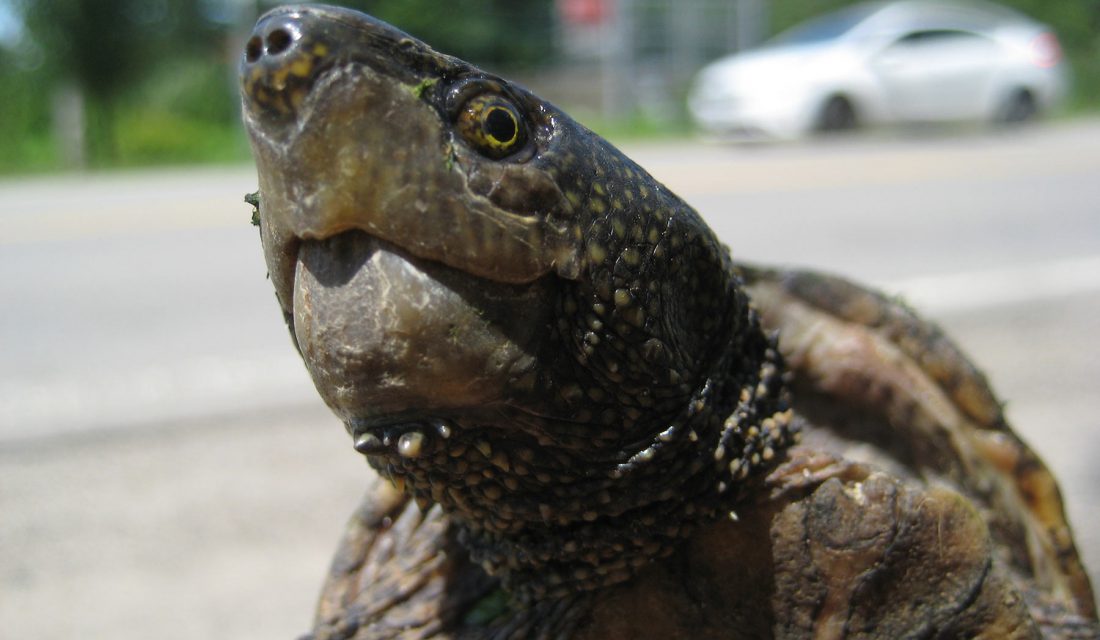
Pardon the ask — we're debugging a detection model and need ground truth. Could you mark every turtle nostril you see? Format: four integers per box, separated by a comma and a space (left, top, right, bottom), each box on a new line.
266, 28, 294, 55
245, 35, 263, 63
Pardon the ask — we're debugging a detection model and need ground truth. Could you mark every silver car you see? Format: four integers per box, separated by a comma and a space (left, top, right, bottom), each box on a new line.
688, 0, 1068, 139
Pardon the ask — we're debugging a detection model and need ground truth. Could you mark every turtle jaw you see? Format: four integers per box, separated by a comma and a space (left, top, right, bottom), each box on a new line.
288, 230, 552, 431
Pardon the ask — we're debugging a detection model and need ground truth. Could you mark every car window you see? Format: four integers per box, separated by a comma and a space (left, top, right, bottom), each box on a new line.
769, 4, 879, 46
891, 29, 987, 47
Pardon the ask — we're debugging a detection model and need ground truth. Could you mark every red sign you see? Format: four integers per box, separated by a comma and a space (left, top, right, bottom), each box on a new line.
558, 0, 611, 25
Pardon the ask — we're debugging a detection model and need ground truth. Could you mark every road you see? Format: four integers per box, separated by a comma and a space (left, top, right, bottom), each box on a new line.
2, 120, 1098, 637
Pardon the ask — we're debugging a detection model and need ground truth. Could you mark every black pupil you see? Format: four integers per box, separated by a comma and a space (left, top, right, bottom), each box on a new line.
485, 107, 517, 143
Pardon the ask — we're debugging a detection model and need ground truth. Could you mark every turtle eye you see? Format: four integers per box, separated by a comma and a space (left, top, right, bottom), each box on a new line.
456, 94, 527, 159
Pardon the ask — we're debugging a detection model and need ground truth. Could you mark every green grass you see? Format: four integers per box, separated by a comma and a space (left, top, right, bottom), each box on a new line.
0, 108, 252, 175
0, 133, 61, 175
571, 110, 694, 143
112, 110, 250, 167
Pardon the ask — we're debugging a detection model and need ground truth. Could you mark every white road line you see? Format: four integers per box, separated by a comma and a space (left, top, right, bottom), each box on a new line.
881, 255, 1100, 315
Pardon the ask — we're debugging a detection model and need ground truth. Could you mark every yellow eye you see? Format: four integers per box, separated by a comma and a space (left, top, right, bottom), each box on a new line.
456, 95, 527, 159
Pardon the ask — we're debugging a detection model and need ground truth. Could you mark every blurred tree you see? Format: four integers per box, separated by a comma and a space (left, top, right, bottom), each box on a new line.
332, 0, 555, 69
997, 0, 1099, 50
0, 41, 55, 172
8, 0, 554, 169
20, 0, 235, 166
24, 0, 153, 163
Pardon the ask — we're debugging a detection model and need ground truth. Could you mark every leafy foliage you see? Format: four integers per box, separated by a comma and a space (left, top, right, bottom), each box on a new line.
336, 0, 554, 69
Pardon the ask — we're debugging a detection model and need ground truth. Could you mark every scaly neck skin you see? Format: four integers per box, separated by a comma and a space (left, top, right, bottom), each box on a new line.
353, 272, 798, 602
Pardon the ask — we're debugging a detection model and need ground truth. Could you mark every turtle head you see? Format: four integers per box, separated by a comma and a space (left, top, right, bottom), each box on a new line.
241, 4, 796, 599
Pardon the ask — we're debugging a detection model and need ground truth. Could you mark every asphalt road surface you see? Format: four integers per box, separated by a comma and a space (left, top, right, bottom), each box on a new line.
2, 119, 1098, 638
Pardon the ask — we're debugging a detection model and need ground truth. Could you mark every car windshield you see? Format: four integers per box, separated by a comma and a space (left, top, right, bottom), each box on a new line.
769, 3, 881, 46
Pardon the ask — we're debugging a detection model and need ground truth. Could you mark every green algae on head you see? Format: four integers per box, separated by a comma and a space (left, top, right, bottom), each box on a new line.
240, 4, 798, 600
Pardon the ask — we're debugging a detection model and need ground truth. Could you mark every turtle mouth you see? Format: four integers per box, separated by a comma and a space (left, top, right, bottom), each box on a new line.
282, 229, 553, 434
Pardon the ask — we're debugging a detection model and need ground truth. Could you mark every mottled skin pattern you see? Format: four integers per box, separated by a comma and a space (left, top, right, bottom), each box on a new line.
239, 5, 1098, 639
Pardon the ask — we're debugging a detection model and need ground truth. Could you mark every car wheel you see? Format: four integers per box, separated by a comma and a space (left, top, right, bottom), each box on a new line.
998, 89, 1037, 124
816, 96, 858, 133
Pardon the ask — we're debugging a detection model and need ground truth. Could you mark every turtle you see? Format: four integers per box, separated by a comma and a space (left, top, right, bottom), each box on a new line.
238, 5, 1098, 639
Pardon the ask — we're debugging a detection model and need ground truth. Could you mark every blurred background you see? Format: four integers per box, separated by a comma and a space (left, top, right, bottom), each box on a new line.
1, 1, 1098, 638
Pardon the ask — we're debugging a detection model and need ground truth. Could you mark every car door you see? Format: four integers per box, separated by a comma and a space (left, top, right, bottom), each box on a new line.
870, 28, 1001, 122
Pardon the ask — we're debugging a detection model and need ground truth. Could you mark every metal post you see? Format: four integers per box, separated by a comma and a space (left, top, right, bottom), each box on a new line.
601, 0, 635, 119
